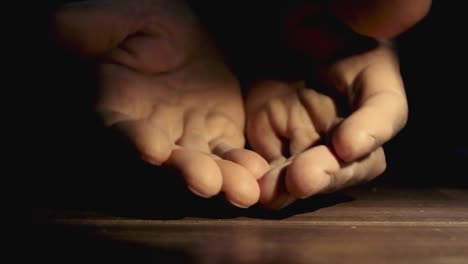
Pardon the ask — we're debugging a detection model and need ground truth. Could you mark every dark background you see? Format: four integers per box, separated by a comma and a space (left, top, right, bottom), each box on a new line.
15, 1, 467, 214
386, 1, 467, 187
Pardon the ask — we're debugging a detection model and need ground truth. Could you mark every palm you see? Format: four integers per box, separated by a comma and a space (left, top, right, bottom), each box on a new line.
54, 0, 269, 208
97, 51, 246, 150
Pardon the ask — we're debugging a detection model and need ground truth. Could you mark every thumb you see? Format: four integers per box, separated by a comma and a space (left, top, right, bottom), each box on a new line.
53, 1, 140, 56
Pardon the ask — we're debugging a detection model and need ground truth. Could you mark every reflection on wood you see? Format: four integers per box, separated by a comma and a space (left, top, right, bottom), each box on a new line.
32, 186, 468, 264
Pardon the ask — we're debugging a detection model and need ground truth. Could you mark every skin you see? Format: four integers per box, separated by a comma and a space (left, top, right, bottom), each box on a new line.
54, 0, 269, 208
53, 0, 432, 210
246, 45, 406, 209
246, 0, 431, 209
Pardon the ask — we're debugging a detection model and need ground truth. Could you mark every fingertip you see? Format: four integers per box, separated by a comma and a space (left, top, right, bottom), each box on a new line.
257, 160, 296, 209
228, 182, 260, 209
286, 146, 339, 198
216, 160, 260, 208
221, 149, 270, 180
167, 149, 223, 198
367, 147, 387, 180
139, 146, 172, 166
286, 166, 330, 200
139, 133, 174, 166
227, 184, 260, 209
261, 196, 295, 210
259, 190, 296, 210
187, 185, 214, 199
331, 124, 377, 162
258, 164, 282, 205
117, 121, 173, 165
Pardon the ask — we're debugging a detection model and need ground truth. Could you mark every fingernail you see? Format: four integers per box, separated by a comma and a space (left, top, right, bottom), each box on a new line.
140, 154, 162, 166
229, 200, 249, 209
187, 185, 212, 198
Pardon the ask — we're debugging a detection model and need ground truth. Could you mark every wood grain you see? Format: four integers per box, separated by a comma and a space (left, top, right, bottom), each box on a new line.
31, 186, 468, 264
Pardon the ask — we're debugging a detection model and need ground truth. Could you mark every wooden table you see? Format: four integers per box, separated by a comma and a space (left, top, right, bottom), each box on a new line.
30, 185, 468, 264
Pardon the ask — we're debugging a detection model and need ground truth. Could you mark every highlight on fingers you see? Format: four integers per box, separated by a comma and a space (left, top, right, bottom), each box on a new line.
211, 143, 270, 180
247, 110, 285, 162
114, 119, 173, 165
285, 145, 340, 199
207, 113, 271, 180
216, 159, 261, 208
258, 145, 388, 209
329, 47, 408, 162
258, 158, 297, 210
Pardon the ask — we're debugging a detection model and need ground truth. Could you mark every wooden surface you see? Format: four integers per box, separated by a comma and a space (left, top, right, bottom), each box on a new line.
31, 186, 468, 264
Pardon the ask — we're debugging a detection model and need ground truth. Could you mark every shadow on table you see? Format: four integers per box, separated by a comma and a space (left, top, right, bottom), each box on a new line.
31, 162, 354, 221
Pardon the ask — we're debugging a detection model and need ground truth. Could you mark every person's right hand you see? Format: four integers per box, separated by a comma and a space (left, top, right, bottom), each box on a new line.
53, 0, 269, 208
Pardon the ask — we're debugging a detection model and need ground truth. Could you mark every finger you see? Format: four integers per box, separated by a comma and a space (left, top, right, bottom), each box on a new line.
331, 0, 432, 39
205, 112, 246, 149
205, 112, 270, 179
260, 147, 386, 208
286, 145, 341, 199
289, 88, 339, 155
247, 110, 285, 162
176, 110, 211, 154
211, 141, 270, 180
297, 88, 339, 133
289, 128, 321, 157
215, 160, 261, 208
113, 119, 173, 165
287, 94, 322, 155
258, 157, 297, 210
332, 54, 408, 162
265, 98, 289, 137
323, 147, 386, 194
53, 1, 137, 56
165, 148, 222, 198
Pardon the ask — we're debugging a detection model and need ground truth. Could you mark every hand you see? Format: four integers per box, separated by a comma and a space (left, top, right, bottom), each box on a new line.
246, 44, 407, 209
243, 0, 429, 209
54, 0, 269, 208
